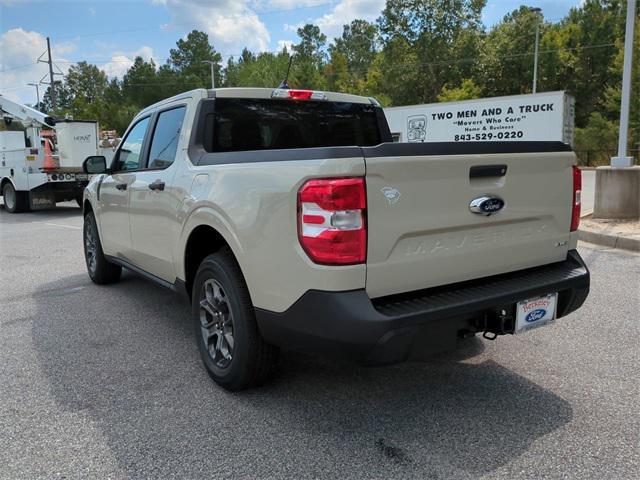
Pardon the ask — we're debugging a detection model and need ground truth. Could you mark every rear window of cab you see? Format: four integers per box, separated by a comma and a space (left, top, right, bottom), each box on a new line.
210, 98, 382, 152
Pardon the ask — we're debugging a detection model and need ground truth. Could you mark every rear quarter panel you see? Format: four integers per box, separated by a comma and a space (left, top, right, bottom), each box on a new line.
176, 156, 366, 313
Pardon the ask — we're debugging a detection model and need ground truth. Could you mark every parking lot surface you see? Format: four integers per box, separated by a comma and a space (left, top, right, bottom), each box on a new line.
1, 203, 638, 479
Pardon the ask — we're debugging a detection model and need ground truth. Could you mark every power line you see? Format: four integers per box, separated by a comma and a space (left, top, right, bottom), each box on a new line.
0, 42, 619, 90
52, 2, 336, 41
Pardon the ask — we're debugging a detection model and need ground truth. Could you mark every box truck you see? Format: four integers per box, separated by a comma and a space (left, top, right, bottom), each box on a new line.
384, 91, 575, 146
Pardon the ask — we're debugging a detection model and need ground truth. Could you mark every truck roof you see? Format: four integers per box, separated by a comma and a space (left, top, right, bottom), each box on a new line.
136, 87, 375, 119
212, 87, 374, 105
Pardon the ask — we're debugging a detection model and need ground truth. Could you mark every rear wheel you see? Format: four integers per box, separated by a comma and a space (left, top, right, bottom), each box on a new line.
192, 248, 279, 390
83, 211, 122, 284
2, 182, 29, 213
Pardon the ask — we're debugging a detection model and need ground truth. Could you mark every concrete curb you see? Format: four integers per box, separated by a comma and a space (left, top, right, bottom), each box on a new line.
578, 228, 640, 252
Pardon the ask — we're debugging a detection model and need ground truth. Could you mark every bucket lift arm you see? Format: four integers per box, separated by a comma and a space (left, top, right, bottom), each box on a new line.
0, 95, 55, 128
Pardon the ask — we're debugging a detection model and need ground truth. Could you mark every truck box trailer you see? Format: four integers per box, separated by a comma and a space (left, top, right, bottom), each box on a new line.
384, 91, 575, 146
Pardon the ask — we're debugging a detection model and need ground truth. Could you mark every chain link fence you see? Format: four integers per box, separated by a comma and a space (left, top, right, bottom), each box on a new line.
575, 149, 640, 166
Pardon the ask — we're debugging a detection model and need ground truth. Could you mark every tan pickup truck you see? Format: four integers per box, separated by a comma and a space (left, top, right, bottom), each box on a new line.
81, 87, 589, 390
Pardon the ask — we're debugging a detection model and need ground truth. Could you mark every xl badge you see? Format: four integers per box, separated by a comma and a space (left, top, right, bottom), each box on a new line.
469, 195, 505, 215
381, 187, 401, 205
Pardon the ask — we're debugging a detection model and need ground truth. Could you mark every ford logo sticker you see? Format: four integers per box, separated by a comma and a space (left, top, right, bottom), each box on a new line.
469, 195, 505, 216
525, 309, 547, 323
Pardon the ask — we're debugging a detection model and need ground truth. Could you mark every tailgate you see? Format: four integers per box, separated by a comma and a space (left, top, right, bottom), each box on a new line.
363, 143, 576, 299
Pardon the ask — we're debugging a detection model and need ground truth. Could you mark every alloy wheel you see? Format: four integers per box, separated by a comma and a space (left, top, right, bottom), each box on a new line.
199, 279, 235, 369
84, 220, 97, 274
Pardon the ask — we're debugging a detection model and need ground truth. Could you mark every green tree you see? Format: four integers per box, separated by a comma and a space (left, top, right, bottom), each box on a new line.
324, 52, 351, 92
168, 30, 222, 88
121, 57, 162, 107
438, 78, 483, 101
478, 6, 547, 97
292, 24, 327, 88
224, 50, 292, 88
536, 0, 622, 127
329, 20, 378, 76
377, 0, 485, 105
65, 61, 108, 103
40, 80, 72, 114
574, 112, 619, 165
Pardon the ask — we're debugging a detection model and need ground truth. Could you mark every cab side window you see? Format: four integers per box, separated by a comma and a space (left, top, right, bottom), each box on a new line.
115, 117, 150, 171
148, 107, 186, 169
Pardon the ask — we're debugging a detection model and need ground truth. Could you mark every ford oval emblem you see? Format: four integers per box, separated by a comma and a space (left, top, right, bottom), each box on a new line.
469, 195, 505, 216
525, 309, 547, 323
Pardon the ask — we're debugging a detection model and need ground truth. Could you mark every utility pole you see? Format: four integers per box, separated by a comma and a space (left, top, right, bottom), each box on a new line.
202, 60, 215, 89
37, 37, 61, 110
529, 7, 542, 94
46, 37, 56, 109
611, 0, 637, 167
27, 83, 40, 107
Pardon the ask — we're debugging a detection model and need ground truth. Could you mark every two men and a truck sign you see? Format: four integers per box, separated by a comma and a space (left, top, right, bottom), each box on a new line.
384, 91, 575, 145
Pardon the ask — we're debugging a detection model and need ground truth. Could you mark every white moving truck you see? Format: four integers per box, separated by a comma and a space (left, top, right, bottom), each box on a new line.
384, 91, 575, 146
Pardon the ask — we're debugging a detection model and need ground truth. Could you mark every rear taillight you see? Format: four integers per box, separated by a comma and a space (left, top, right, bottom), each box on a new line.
571, 166, 582, 232
297, 177, 366, 265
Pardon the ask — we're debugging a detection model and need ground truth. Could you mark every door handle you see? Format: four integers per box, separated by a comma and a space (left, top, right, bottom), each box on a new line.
115, 183, 127, 191
148, 180, 165, 191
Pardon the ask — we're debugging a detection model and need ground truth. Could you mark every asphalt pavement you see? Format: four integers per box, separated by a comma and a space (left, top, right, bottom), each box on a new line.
1, 202, 638, 479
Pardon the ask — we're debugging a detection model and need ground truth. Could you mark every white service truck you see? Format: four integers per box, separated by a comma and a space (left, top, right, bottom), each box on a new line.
0, 95, 101, 213
384, 91, 575, 146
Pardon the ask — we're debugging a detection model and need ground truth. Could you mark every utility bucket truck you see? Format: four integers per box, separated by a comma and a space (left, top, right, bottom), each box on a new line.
0, 95, 102, 213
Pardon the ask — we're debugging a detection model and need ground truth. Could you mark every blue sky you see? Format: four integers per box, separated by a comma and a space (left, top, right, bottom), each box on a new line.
1, 0, 581, 104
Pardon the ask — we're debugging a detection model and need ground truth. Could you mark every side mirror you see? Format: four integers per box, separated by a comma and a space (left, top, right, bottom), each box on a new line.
83, 155, 108, 174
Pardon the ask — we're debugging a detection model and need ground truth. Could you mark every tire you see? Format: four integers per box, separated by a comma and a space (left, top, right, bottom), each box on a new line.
83, 211, 122, 284
2, 182, 29, 213
192, 248, 279, 391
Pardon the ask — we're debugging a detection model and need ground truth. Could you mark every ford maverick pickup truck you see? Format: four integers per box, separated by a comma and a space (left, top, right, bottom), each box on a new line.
81, 88, 589, 390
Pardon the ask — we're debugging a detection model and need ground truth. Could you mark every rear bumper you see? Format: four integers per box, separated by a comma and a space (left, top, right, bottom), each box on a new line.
255, 250, 590, 364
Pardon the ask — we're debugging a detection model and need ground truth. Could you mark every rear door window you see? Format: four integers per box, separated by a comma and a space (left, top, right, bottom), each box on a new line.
148, 106, 186, 169
211, 98, 381, 152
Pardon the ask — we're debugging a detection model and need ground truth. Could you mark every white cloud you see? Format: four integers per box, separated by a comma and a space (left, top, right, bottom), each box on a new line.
283, 22, 303, 33
88, 6, 96, 16
264, 0, 330, 8
100, 55, 135, 79
156, 0, 271, 53
314, 0, 385, 39
0, 28, 75, 105
100, 46, 156, 79
277, 39, 294, 52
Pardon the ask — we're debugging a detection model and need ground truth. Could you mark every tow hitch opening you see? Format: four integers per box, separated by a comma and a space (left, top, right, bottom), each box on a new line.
474, 307, 516, 340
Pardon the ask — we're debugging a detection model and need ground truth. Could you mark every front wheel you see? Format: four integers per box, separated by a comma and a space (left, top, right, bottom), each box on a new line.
192, 248, 279, 390
83, 211, 122, 284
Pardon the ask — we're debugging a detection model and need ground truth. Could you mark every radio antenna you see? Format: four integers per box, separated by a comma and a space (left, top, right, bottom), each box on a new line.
277, 55, 294, 89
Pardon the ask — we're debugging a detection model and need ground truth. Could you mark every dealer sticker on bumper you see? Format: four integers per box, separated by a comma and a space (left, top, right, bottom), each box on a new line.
515, 293, 558, 334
